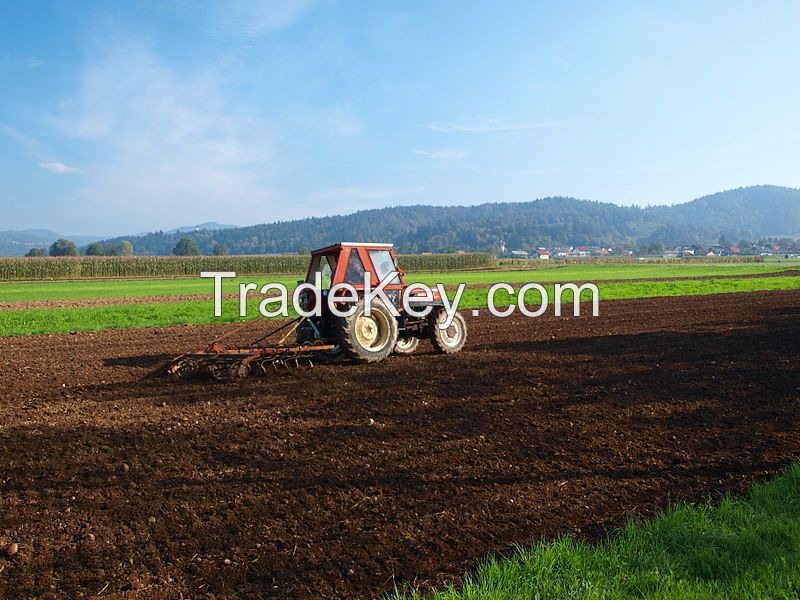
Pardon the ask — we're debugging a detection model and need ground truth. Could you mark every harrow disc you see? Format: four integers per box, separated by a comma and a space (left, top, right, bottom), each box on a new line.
154, 341, 337, 381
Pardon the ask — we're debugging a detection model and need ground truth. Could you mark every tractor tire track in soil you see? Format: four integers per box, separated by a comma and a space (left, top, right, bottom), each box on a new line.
0, 290, 799, 598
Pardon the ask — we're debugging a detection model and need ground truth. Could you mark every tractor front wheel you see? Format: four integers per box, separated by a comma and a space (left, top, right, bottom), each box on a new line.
429, 310, 468, 354
394, 336, 419, 354
338, 299, 399, 363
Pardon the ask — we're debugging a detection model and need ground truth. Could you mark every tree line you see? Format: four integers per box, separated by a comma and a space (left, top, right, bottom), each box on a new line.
24, 237, 227, 257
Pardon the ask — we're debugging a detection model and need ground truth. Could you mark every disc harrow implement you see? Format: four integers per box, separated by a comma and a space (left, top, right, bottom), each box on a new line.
160, 340, 337, 380
152, 317, 337, 380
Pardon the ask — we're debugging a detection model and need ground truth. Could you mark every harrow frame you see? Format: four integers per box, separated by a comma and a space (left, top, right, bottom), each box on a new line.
152, 317, 338, 380
161, 340, 338, 380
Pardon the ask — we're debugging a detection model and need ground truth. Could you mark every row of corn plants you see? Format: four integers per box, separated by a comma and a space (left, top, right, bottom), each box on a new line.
0, 253, 499, 281
397, 253, 496, 272
0, 256, 309, 280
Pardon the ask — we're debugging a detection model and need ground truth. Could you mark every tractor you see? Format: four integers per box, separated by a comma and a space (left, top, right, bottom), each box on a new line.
296, 242, 467, 362
158, 242, 467, 379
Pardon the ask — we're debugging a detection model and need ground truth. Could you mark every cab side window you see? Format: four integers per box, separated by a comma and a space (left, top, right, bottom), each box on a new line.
344, 248, 366, 284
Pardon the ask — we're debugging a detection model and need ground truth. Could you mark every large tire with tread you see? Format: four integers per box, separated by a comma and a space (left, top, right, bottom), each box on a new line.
429, 310, 467, 354
338, 299, 399, 363
394, 336, 419, 355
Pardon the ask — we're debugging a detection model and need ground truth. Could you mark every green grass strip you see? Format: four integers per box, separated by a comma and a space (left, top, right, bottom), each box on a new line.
0, 262, 797, 302
392, 462, 800, 599
0, 276, 797, 337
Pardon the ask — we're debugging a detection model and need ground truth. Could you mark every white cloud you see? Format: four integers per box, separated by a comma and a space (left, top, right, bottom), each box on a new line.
411, 148, 468, 161
47, 35, 276, 228
429, 118, 559, 133
39, 161, 79, 173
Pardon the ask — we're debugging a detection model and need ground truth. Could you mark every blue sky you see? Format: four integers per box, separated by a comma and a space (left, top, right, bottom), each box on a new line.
1, 1, 799, 235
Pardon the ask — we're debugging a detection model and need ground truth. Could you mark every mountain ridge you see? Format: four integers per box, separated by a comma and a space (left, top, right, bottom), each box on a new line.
98, 185, 800, 255
3, 185, 799, 255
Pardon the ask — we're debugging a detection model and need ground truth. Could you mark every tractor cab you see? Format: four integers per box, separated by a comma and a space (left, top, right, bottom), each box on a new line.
305, 242, 404, 290
302, 242, 407, 314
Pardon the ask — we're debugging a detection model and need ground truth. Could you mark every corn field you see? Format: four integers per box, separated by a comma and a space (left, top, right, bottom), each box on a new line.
0, 253, 498, 281
397, 253, 496, 272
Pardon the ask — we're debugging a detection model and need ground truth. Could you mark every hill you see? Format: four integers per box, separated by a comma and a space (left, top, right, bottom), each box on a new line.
643, 186, 800, 243
0, 229, 103, 256
0, 223, 239, 256
95, 185, 800, 255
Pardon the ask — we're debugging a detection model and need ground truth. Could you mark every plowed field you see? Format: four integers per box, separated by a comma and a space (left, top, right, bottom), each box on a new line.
1, 290, 798, 598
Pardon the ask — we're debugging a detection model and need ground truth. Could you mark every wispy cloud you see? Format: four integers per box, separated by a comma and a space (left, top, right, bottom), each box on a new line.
309, 185, 426, 201
293, 107, 366, 137
39, 161, 79, 173
429, 118, 559, 133
499, 166, 684, 177
24, 56, 44, 68
411, 148, 468, 161
536, 56, 568, 69
1, 125, 78, 172
301, 185, 426, 213
0, 125, 46, 155
46, 34, 276, 227
170, 0, 319, 40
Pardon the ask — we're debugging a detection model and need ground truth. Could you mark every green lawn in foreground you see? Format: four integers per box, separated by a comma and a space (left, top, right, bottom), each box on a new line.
393, 462, 800, 600
0, 262, 796, 302
0, 275, 797, 336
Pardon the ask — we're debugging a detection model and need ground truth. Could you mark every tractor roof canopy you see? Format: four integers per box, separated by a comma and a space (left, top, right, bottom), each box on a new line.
311, 242, 393, 255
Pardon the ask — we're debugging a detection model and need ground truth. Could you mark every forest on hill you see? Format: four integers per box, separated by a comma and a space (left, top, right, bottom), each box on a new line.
90, 185, 800, 255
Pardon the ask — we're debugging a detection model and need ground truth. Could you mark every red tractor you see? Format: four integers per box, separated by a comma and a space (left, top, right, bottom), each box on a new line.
160, 242, 467, 379
295, 242, 468, 362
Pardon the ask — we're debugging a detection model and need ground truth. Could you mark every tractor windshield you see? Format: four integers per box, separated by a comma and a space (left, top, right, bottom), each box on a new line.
369, 249, 401, 284
306, 254, 337, 288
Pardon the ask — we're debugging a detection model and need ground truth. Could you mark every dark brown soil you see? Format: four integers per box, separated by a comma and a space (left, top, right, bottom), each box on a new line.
1, 290, 799, 599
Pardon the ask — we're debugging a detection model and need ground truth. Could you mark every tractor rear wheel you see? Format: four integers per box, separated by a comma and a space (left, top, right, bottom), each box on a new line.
429, 310, 467, 354
394, 336, 419, 354
338, 299, 399, 363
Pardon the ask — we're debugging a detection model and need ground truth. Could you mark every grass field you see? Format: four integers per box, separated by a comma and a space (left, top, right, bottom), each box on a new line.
1, 275, 798, 336
0, 261, 797, 302
395, 463, 800, 599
